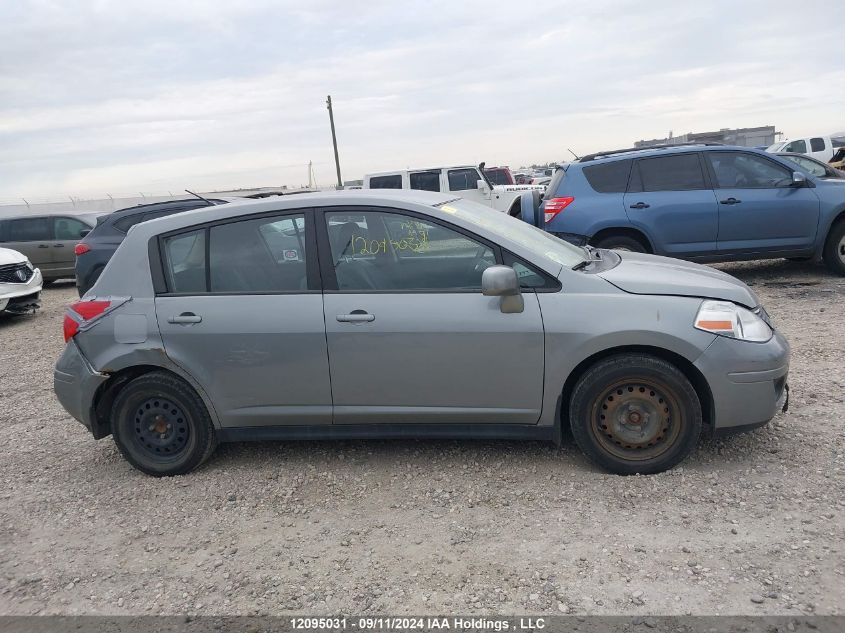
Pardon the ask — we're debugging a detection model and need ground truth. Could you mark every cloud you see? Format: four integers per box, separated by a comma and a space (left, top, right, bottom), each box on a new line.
0, 0, 843, 198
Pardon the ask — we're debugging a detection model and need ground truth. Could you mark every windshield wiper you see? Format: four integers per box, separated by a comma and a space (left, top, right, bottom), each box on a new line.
572, 259, 591, 271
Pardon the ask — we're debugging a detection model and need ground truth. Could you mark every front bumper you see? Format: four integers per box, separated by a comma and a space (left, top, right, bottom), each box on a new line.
0, 268, 43, 313
694, 329, 790, 431
54, 338, 109, 434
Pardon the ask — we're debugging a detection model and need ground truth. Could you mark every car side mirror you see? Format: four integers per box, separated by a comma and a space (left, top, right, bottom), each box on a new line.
477, 179, 489, 191
79, 229, 91, 238
482, 265, 524, 314
791, 171, 807, 186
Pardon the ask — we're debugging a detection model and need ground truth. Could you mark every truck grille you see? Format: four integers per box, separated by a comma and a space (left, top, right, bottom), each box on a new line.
0, 263, 33, 284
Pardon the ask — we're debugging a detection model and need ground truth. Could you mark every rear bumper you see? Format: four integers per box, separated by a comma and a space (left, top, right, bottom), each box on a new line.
54, 339, 108, 434
694, 330, 790, 430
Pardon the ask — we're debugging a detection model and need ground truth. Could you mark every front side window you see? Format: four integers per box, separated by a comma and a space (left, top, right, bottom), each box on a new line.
369, 175, 402, 189
810, 137, 826, 152
707, 152, 793, 188
163, 230, 206, 293
409, 171, 441, 192
6, 218, 51, 241
781, 155, 826, 178
209, 214, 307, 292
783, 139, 807, 153
53, 217, 89, 240
634, 154, 706, 192
325, 210, 495, 291
447, 168, 481, 191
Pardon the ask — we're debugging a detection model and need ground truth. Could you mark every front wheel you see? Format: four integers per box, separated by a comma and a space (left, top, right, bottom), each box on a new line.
569, 354, 702, 475
111, 371, 217, 476
822, 220, 845, 276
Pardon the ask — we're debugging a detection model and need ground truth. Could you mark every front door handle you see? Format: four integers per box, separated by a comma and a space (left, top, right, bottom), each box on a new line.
337, 311, 375, 323
37, 244, 49, 248
719, 197, 742, 205
168, 312, 202, 324
629, 202, 650, 209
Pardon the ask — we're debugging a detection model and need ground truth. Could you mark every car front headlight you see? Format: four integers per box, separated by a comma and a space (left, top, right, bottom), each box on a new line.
694, 300, 772, 342
24, 259, 33, 271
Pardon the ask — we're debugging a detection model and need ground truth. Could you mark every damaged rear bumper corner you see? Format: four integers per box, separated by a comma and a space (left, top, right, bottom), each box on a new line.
54, 338, 108, 434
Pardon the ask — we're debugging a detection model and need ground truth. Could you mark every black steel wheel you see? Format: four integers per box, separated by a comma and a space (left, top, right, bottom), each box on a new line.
569, 354, 702, 475
111, 371, 216, 476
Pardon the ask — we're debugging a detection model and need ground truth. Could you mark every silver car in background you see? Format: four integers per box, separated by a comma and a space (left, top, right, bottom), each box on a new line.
54, 191, 789, 476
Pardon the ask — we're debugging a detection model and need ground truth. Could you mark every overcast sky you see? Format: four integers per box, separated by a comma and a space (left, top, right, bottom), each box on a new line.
1, 0, 843, 201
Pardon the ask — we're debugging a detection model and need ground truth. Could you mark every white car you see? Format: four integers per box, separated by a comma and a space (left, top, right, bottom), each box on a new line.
767, 135, 845, 162
363, 163, 546, 216
0, 247, 42, 315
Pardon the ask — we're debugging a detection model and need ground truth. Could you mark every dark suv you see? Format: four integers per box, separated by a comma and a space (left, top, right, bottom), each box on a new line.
75, 198, 227, 296
540, 143, 845, 275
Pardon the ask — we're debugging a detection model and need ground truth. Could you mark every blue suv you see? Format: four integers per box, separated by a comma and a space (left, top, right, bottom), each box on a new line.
540, 143, 845, 275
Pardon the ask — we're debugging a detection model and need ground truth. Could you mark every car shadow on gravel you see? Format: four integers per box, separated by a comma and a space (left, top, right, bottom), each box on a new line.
713, 259, 841, 286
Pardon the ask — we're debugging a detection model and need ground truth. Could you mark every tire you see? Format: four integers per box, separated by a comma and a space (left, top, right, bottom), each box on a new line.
569, 354, 702, 475
822, 220, 845, 276
593, 234, 648, 253
111, 371, 217, 476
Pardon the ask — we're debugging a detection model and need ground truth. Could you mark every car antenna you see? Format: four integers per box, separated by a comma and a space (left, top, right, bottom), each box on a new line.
567, 148, 580, 160
184, 189, 216, 205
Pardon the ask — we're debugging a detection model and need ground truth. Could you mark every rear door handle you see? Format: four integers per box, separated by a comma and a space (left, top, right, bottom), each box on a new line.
37, 244, 49, 248
168, 312, 202, 324
629, 202, 650, 209
337, 312, 375, 323
53, 243, 65, 247
719, 197, 741, 205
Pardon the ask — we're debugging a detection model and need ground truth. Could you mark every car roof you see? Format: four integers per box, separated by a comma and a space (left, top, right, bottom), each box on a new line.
366, 165, 477, 177
575, 143, 770, 165
109, 197, 231, 218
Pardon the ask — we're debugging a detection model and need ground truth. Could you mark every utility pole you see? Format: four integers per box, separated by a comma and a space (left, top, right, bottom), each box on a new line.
326, 95, 343, 189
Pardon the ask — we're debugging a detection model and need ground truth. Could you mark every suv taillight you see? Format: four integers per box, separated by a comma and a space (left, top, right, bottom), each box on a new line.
544, 196, 574, 223
74, 243, 91, 256
63, 300, 112, 342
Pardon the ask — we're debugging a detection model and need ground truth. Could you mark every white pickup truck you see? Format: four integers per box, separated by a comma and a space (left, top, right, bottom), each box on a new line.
363, 163, 546, 216
767, 135, 845, 162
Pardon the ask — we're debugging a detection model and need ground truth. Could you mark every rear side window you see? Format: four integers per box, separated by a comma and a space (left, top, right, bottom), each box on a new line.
409, 171, 441, 192
369, 175, 402, 189
163, 230, 206, 293
633, 154, 707, 192
810, 137, 826, 152
6, 217, 51, 241
53, 217, 89, 240
582, 159, 631, 193
209, 215, 307, 292
447, 168, 481, 191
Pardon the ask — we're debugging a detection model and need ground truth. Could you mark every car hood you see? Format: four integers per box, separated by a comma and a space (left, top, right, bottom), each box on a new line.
0, 247, 27, 266
597, 251, 759, 308
493, 184, 546, 193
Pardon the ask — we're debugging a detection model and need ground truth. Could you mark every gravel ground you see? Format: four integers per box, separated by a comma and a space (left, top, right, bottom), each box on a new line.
0, 259, 843, 617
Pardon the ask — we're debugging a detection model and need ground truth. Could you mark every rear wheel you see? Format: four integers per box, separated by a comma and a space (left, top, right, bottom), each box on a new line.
111, 371, 217, 476
822, 220, 845, 276
593, 234, 648, 253
569, 354, 702, 475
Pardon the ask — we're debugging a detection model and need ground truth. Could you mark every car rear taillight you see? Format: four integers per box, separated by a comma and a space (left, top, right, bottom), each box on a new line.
74, 243, 90, 256
63, 300, 112, 342
544, 196, 575, 223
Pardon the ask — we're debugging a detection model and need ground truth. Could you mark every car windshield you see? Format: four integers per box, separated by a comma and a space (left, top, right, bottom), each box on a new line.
435, 198, 588, 267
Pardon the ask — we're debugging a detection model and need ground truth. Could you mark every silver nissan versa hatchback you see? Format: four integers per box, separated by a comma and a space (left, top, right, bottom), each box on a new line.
54, 190, 789, 477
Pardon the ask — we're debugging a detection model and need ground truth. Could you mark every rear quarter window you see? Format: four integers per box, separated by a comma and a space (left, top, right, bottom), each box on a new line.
369, 175, 403, 189
582, 159, 632, 193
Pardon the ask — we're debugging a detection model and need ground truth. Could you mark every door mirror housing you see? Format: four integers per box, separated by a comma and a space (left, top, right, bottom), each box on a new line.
482, 265, 524, 313
791, 171, 807, 187
477, 179, 490, 192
